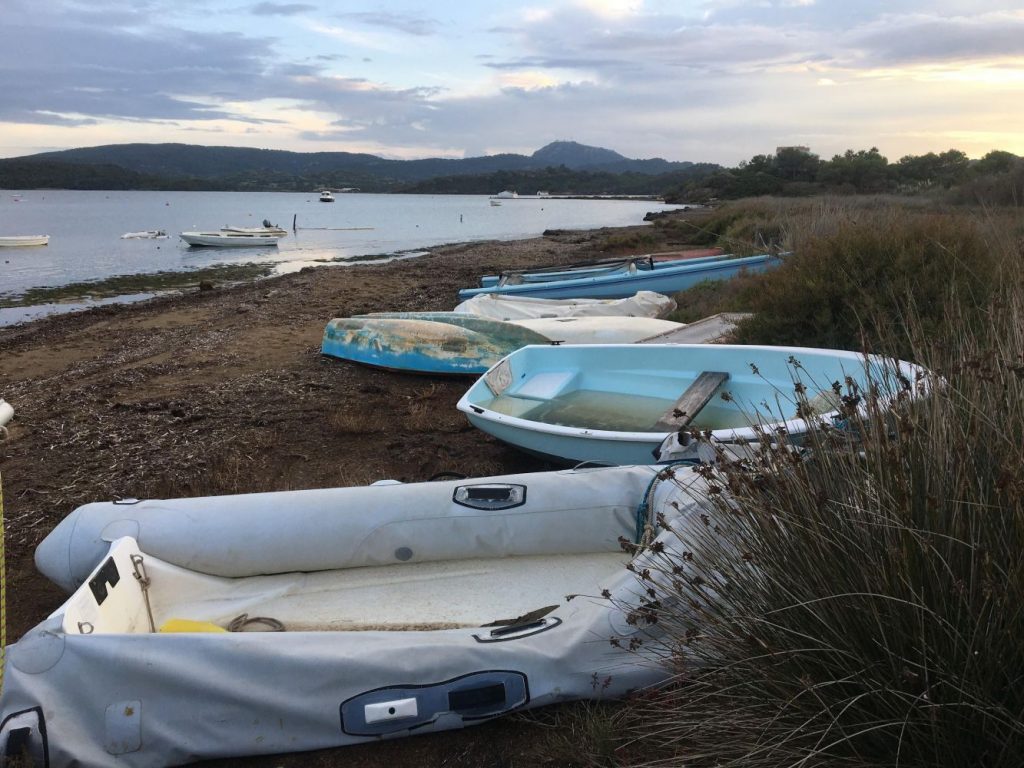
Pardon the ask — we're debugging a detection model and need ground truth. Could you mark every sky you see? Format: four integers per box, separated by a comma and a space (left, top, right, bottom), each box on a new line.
2, 0, 1023, 165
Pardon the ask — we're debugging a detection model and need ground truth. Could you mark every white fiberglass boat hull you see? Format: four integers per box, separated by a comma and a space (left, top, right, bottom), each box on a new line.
0, 235, 49, 247
179, 231, 279, 247
4, 466, 713, 767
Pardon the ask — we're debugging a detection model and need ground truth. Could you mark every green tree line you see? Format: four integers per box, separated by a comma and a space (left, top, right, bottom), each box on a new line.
667, 146, 1023, 203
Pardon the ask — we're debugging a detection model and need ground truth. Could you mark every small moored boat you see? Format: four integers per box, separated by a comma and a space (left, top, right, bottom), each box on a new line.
319, 190, 335, 202
179, 231, 280, 247
120, 230, 168, 240
457, 343, 927, 464
6, 465, 715, 766
0, 235, 49, 247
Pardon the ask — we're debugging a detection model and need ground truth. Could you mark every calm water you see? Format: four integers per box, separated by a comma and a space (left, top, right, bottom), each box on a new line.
0, 190, 673, 301
487, 389, 757, 432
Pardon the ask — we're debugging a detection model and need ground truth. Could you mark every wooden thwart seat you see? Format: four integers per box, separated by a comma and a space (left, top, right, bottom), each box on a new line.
653, 371, 730, 431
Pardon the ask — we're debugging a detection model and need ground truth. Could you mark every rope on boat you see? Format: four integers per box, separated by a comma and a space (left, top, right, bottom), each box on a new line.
0, 472, 6, 695
131, 554, 157, 633
634, 460, 700, 545
228, 614, 285, 632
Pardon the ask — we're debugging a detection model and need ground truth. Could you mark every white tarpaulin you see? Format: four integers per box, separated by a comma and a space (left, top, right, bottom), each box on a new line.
453, 291, 677, 320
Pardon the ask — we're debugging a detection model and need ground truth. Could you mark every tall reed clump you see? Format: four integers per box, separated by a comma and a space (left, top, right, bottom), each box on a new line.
623, 279, 1024, 765
730, 207, 1005, 357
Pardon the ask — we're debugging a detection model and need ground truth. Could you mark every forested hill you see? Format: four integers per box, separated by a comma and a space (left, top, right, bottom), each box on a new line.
0, 140, 710, 193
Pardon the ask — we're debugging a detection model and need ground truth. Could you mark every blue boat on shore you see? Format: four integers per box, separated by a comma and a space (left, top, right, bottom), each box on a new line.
457, 343, 926, 464
458, 253, 781, 301
476, 253, 732, 288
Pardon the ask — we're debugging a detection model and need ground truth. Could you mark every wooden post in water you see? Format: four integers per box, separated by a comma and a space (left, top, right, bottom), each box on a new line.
292, 214, 297, 232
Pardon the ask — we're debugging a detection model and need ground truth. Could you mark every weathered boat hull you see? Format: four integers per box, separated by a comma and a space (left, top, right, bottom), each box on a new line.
457, 343, 926, 465
321, 315, 551, 375
323, 314, 681, 375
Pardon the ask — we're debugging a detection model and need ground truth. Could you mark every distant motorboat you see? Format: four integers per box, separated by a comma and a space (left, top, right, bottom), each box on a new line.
221, 220, 287, 237
319, 190, 335, 203
489, 200, 502, 207
180, 231, 280, 248
120, 230, 168, 240
0, 235, 49, 247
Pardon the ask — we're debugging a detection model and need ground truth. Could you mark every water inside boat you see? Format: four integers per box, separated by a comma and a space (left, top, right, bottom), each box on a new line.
485, 388, 758, 432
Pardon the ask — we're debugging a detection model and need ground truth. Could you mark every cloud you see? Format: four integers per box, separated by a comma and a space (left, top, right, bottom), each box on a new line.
845, 12, 1024, 66
334, 11, 440, 37
250, 2, 315, 16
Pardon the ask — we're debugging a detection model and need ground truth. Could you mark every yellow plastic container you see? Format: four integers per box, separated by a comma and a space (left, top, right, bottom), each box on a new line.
158, 618, 227, 634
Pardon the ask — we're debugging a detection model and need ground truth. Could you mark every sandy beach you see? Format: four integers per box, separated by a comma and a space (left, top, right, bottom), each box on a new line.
0, 215, 696, 767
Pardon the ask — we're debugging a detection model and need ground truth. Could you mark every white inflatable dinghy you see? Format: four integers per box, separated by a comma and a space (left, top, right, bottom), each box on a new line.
3, 465, 715, 767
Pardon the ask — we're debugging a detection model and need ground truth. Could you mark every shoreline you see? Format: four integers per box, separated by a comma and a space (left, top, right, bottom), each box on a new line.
0, 213, 698, 767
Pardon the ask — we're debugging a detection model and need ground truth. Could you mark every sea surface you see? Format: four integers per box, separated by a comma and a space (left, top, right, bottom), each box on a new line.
0, 190, 674, 314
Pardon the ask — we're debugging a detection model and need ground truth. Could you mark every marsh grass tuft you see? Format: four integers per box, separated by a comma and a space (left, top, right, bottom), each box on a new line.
621, 198, 1024, 767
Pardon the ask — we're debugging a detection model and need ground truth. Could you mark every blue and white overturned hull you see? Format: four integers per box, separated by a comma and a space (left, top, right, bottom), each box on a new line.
321, 314, 681, 376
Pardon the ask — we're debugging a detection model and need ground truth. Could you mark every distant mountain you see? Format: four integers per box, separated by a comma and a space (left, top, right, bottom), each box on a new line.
1, 141, 717, 193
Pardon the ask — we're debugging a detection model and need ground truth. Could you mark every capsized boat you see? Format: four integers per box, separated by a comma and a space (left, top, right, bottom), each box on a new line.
6, 465, 715, 766
453, 291, 677, 320
457, 343, 927, 465
322, 313, 682, 375
120, 230, 168, 240
179, 231, 280, 247
460, 253, 781, 301
0, 235, 49, 247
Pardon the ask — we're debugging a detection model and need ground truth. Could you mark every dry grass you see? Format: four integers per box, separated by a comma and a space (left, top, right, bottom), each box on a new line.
616, 198, 1024, 767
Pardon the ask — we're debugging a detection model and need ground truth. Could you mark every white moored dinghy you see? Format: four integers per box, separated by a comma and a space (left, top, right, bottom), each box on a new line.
3, 465, 715, 767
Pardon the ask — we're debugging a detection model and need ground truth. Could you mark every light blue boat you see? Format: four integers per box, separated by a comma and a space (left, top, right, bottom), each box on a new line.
458, 253, 781, 301
476, 253, 732, 288
457, 344, 926, 465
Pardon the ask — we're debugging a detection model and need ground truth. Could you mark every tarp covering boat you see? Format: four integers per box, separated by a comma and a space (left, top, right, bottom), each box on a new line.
5, 466, 716, 766
452, 291, 677, 320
